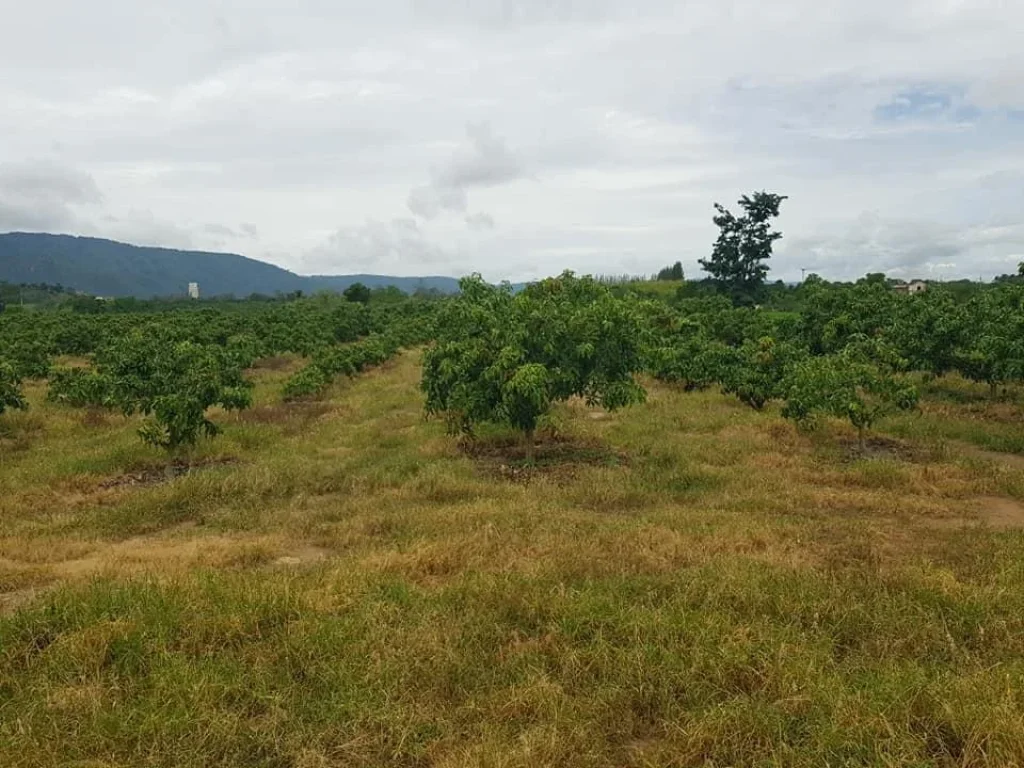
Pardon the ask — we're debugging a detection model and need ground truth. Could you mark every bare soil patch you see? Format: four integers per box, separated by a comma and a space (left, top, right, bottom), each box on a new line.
977, 496, 1024, 529
916, 497, 1024, 531
100, 456, 240, 489
459, 431, 628, 483
837, 435, 922, 463
236, 401, 333, 433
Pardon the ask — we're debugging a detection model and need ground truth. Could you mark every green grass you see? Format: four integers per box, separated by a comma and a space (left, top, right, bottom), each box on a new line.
879, 374, 1024, 455
2, 354, 1024, 766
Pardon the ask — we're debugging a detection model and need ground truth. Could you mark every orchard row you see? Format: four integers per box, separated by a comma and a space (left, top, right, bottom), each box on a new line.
3, 275, 1024, 455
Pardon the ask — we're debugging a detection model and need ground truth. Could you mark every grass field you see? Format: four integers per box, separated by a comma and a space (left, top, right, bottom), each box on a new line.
3, 351, 1024, 767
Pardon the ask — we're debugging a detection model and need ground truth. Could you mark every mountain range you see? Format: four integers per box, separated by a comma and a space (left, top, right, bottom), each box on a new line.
0, 232, 461, 298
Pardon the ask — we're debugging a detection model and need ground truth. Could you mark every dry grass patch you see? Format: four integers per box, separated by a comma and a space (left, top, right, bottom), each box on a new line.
4, 352, 1024, 765
233, 400, 334, 433
99, 456, 241, 489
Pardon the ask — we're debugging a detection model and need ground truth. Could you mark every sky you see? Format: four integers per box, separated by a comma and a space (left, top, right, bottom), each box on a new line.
1, 0, 1022, 283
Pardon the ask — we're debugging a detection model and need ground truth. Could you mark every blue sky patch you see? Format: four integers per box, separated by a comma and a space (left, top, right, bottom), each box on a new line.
875, 86, 963, 122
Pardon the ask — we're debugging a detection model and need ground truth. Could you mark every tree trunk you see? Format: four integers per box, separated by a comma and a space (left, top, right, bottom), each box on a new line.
857, 426, 866, 455
524, 428, 536, 464
990, 381, 998, 398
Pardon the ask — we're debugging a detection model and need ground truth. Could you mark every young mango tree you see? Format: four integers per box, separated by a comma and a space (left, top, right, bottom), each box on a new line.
96, 333, 253, 451
46, 366, 114, 408
781, 348, 919, 451
648, 327, 736, 393
887, 289, 965, 377
421, 272, 646, 460
721, 336, 806, 410
0, 359, 27, 416
953, 288, 1024, 396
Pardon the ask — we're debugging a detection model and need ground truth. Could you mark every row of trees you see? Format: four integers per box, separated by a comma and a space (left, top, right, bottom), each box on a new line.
418, 272, 1024, 455
665, 193, 1024, 307
0, 293, 438, 380
1, 295, 439, 452
282, 313, 436, 401
648, 328, 919, 447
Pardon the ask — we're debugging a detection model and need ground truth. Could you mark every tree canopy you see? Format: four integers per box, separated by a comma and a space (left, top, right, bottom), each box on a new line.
699, 191, 787, 306
343, 282, 372, 304
656, 262, 684, 281
0, 359, 27, 416
421, 272, 647, 457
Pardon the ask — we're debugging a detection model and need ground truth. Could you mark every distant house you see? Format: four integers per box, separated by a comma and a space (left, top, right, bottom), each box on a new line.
894, 280, 927, 294
187, 282, 200, 300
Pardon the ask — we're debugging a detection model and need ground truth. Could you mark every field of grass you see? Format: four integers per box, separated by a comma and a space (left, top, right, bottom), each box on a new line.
3, 351, 1024, 766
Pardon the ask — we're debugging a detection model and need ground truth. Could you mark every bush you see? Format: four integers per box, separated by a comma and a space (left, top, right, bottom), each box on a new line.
421, 272, 646, 456
96, 333, 253, 450
782, 351, 919, 448
282, 364, 331, 401
721, 337, 806, 410
46, 367, 113, 408
0, 359, 27, 415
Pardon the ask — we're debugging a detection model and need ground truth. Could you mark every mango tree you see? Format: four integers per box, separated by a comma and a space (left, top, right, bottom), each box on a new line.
421, 272, 646, 459
721, 336, 806, 410
887, 288, 965, 377
96, 333, 253, 451
0, 359, 27, 415
953, 287, 1024, 396
46, 366, 113, 408
648, 326, 736, 392
781, 347, 918, 451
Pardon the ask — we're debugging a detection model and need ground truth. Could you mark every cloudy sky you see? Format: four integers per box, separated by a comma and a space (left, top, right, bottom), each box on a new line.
1, 0, 1022, 282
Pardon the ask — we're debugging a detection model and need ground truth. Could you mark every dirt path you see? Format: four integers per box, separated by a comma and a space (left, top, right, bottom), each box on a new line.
975, 496, 1024, 529
953, 442, 1024, 471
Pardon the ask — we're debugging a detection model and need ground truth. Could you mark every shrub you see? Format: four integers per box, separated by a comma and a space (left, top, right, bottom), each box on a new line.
782, 351, 919, 449
422, 272, 646, 458
0, 359, 27, 415
721, 336, 806, 410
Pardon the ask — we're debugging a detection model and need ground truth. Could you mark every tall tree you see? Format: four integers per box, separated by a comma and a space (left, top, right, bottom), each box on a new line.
656, 261, 684, 281
699, 191, 787, 305
343, 282, 372, 304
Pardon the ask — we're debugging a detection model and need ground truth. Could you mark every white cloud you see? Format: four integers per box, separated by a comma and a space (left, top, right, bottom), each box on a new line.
0, 160, 102, 232
465, 212, 496, 231
1, 0, 1023, 280
407, 122, 524, 220
303, 218, 456, 275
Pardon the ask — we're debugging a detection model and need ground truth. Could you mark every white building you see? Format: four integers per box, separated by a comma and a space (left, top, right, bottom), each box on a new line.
894, 280, 927, 294
187, 282, 200, 299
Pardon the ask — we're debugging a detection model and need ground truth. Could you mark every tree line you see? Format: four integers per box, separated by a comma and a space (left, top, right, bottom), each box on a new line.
4, 192, 1024, 460
0, 292, 439, 450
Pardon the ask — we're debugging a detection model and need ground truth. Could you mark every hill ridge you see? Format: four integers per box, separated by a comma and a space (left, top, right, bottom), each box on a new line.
0, 232, 461, 298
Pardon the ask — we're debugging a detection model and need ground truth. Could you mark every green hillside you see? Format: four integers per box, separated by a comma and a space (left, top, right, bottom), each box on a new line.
0, 232, 460, 298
